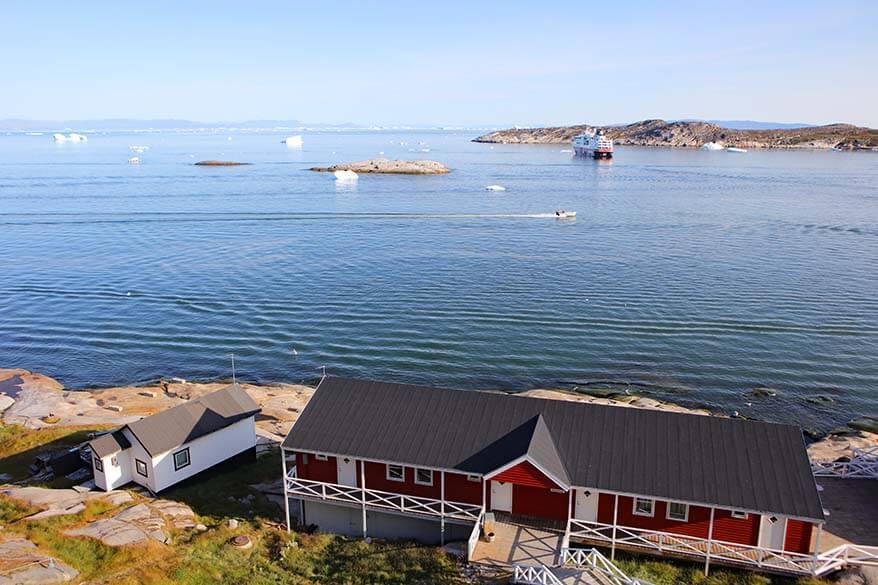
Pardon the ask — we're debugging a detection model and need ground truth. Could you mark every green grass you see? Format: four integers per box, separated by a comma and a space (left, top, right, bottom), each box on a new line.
612, 551, 832, 585
0, 422, 109, 482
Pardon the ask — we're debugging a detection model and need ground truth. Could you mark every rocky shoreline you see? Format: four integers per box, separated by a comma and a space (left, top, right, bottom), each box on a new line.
474, 120, 878, 150
1, 368, 874, 463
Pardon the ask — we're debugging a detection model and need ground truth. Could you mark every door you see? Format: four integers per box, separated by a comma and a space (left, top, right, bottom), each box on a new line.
337, 457, 357, 487
491, 481, 512, 512
758, 515, 787, 550
575, 488, 598, 522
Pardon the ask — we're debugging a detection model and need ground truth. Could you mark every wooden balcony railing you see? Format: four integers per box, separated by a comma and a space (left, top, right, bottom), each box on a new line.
284, 472, 483, 522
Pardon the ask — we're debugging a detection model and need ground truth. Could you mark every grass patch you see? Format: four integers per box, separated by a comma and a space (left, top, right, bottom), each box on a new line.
0, 422, 108, 482
612, 550, 832, 585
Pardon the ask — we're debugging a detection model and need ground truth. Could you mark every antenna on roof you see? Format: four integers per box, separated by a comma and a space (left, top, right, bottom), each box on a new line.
230, 353, 236, 384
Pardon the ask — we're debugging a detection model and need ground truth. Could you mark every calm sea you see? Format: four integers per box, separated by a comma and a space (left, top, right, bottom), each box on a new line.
1, 131, 876, 431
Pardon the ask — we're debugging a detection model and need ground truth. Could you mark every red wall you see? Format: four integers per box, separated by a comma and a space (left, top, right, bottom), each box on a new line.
513, 485, 569, 521
492, 461, 559, 489
712, 509, 760, 546
784, 519, 813, 554
596, 493, 760, 546
363, 461, 440, 498
294, 452, 337, 483
445, 472, 483, 505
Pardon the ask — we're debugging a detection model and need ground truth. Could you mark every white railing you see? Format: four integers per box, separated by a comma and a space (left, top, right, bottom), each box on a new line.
512, 564, 564, 585
563, 548, 654, 585
812, 447, 878, 479
567, 519, 816, 575
467, 508, 485, 562
813, 544, 878, 576
284, 475, 483, 522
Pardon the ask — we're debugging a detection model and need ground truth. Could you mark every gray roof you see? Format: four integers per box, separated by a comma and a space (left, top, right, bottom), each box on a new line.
283, 377, 823, 521
125, 384, 260, 456
89, 430, 131, 458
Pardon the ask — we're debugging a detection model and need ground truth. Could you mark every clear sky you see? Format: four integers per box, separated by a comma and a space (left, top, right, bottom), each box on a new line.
3, 0, 876, 127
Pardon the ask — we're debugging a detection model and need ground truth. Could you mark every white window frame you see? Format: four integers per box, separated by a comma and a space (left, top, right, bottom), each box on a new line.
632, 497, 654, 517
666, 501, 689, 522
731, 510, 748, 520
414, 468, 433, 486
135, 458, 148, 477
315, 453, 328, 461
386, 464, 404, 482
93, 457, 103, 472
173, 447, 191, 471
466, 474, 480, 482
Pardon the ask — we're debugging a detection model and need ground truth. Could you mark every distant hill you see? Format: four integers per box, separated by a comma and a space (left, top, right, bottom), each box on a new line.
0, 118, 364, 131
704, 120, 815, 130
474, 119, 878, 150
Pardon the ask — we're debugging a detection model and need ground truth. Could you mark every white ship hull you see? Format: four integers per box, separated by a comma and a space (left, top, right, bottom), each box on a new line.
572, 130, 614, 159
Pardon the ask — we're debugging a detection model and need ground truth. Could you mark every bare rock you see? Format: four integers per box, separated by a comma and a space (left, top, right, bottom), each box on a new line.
310, 158, 450, 175
0, 536, 78, 584
835, 566, 878, 585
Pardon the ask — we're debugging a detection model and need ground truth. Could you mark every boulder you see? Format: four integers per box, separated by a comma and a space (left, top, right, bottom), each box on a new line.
0, 537, 78, 584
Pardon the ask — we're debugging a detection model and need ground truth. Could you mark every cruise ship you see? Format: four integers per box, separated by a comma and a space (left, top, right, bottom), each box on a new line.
572, 129, 613, 159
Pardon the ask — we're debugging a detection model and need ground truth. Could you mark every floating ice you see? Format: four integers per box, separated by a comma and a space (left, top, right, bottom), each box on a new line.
484, 184, 506, 191
283, 135, 303, 147
129, 145, 149, 153
53, 133, 88, 143
334, 170, 359, 182
128, 157, 141, 165
726, 147, 748, 153
560, 149, 573, 153
701, 142, 724, 151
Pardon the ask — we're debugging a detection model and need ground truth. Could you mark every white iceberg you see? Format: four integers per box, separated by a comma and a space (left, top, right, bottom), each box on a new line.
560, 149, 573, 153
283, 135, 303, 147
484, 184, 506, 191
726, 147, 748, 153
53, 133, 88, 143
701, 142, 724, 151
129, 145, 149, 153
334, 170, 358, 181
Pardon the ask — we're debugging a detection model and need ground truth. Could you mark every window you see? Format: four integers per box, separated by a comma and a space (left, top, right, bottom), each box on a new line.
94, 457, 103, 472
467, 474, 480, 482
135, 459, 148, 477
633, 497, 654, 517
110, 456, 118, 466
667, 502, 688, 521
315, 453, 328, 461
386, 464, 404, 482
173, 448, 191, 471
731, 510, 748, 520
414, 468, 433, 486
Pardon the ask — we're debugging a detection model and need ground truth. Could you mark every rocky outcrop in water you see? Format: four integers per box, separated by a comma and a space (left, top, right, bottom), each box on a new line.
310, 158, 450, 174
474, 120, 878, 150
194, 160, 251, 166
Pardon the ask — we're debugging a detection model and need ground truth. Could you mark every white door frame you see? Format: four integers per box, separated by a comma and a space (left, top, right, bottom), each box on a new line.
491, 481, 512, 512
337, 456, 357, 487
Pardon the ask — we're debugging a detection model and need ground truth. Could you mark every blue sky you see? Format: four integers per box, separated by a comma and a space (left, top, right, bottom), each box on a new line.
3, 0, 876, 126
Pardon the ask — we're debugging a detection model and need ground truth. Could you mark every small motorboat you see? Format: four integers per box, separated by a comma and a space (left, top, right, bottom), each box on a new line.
555, 209, 576, 219
726, 147, 748, 153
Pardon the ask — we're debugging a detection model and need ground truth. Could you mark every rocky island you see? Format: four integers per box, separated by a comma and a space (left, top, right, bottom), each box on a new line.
474, 120, 878, 150
194, 160, 251, 166
310, 158, 450, 175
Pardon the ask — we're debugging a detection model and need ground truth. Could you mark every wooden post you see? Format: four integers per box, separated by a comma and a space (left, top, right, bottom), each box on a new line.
280, 448, 291, 533
704, 506, 715, 575
611, 494, 619, 560
360, 460, 367, 539
440, 471, 446, 546
812, 522, 823, 575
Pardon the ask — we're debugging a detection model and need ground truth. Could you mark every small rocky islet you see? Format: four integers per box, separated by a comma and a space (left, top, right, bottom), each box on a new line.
310, 158, 450, 175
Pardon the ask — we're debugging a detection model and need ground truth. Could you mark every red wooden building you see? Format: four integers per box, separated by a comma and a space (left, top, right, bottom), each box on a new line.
281, 377, 825, 575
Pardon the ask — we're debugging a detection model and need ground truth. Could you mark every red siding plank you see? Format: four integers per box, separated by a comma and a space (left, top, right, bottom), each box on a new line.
512, 485, 569, 520
491, 461, 560, 489
784, 519, 814, 554
712, 509, 760, 546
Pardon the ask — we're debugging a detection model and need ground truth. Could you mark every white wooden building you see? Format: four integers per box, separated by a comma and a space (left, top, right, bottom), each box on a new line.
89, 384, 260, 492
